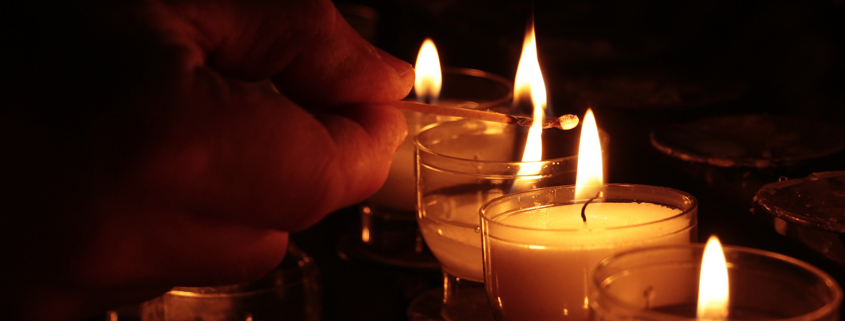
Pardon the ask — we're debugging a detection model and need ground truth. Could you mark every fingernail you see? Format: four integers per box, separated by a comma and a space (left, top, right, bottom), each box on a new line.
376, 48, 413, 78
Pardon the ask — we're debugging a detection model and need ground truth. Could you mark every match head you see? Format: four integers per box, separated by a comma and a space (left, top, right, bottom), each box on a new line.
557, 114, 579, 130
541, 114, 579, 130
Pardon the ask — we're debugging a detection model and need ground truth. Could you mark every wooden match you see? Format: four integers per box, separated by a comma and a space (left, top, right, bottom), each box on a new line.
394, 101, 579, 130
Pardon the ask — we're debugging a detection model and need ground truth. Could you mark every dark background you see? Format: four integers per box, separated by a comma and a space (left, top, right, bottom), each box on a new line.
290, 1, 845, 320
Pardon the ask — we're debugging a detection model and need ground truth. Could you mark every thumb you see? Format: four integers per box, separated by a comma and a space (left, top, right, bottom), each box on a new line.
167, 0, 414, 106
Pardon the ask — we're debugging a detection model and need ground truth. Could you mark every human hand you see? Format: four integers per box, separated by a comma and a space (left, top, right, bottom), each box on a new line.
0, 0, 412, 320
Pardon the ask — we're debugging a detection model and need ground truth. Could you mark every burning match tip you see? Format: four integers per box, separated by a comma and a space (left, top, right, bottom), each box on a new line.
541, 114, 579, 130
557, 114, 579, 130
393, 100, 580, 131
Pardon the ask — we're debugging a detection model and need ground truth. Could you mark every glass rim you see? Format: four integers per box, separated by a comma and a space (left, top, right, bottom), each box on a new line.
415, 119, 606, 167
167, 287, 278, 298
439, 66, 514, 109
591, 243, 844, 321
480, 183, 698, 233
441, 66, 513, 91
754, 171, 845, 232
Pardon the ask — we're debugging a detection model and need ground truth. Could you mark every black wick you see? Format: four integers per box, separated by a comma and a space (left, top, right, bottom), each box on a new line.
580, 190, 603, 223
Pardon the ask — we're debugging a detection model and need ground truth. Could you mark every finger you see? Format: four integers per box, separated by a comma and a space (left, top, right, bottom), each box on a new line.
139, 68, 407, 231
165, 0, 414, 106
77, 206, 290, 287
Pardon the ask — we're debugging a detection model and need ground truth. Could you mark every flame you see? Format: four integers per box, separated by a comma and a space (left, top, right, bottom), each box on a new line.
698, 236, 730, 320
414, 38, 442, 103
515, 22, 547, 177
574, 109, 603, 199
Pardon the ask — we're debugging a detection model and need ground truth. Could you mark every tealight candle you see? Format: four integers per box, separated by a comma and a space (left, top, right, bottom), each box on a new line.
590, 243, 842, 321
367, 68, 512, 213
480, 184, 697, 321
354, 37, 512, 266
368, 40, 512, 214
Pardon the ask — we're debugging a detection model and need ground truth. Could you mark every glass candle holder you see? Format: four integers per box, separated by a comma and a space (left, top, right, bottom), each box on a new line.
106, 244, 320, 321
349, 67, 513, 268
480, 184, 697, 321
414, 119, 607, 321
590, 244, 842, 321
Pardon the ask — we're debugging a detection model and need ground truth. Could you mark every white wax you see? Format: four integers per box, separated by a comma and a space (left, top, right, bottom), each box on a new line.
419, 191, 506, 281
367, 110, 438, 211
485, 202, 691, 321
367, 131, 417, 211
368, 103, 478, 211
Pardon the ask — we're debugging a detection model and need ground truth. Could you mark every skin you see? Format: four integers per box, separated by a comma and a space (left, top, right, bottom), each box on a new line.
0, 0, 413, 320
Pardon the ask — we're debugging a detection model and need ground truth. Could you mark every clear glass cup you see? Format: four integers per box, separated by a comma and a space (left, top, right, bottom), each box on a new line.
754, 171, 845, 268
106, 244, 320, 321
413, 119, 605, 320
480, 184, 697, 321
348, 67, 513, 268
590, 244, 842, 321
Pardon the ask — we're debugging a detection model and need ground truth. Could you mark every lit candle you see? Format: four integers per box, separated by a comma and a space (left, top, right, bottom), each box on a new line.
480, 110, 697, 321
415, 25, 587, 316
416, 119, 581, 320
367, 39, 517, 213
356, 39, 512, 267
417, 21, 562, 284
590, 241, 842, 321
366, 39, 443, 212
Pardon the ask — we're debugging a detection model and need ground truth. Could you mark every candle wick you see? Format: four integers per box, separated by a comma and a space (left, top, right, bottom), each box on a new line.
580, 191, 602, 223
420, 95, 437, 105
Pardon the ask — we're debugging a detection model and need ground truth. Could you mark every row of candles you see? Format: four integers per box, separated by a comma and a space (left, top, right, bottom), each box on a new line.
377, 20, 843, 321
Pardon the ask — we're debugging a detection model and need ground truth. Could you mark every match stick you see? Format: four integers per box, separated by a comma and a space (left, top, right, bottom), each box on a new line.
394, 101, 579, 130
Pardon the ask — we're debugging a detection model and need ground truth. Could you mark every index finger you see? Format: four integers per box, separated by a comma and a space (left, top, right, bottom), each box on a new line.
139, 71, 408, 231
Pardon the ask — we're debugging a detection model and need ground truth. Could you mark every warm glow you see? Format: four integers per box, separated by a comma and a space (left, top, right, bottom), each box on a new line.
515, 22, 547, 176
361, 225, 370, 243
574, 109, 603, 199
414, 38, 442, 103
698, 236, 730, 320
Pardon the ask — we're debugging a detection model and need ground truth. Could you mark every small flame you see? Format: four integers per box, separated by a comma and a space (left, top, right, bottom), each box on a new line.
414, 38, 442, 103
574, 109, 603, 199
515, 22, 547, 177
698, 236, 730, 320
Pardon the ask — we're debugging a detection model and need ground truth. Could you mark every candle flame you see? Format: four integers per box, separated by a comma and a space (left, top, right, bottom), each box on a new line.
414, 38, 442, 103
574, 109, 603, 199
698, 236, 730, 320
515, 22, 547, 177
